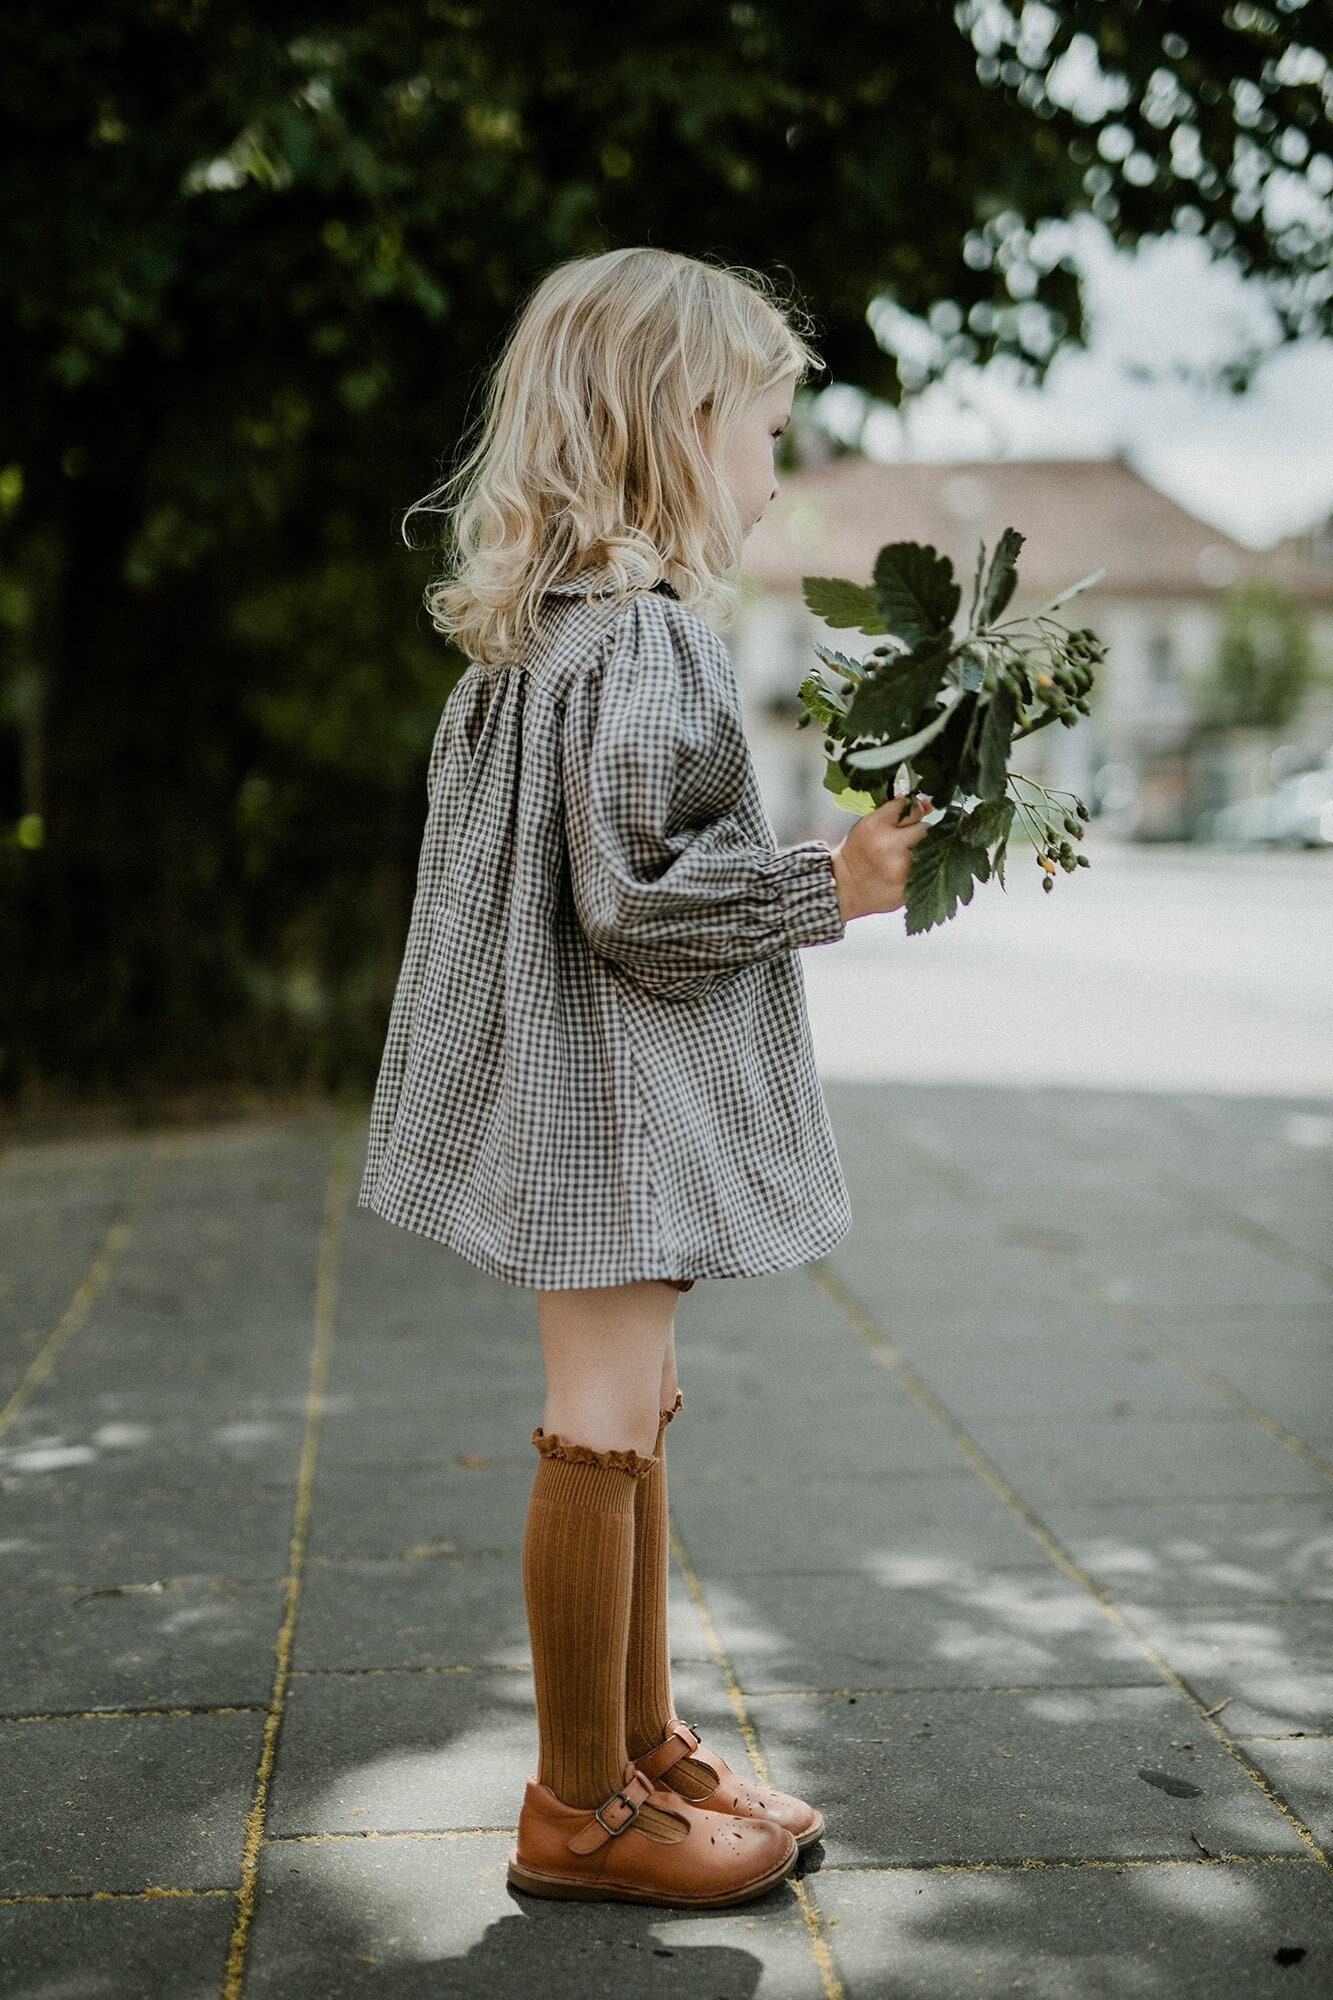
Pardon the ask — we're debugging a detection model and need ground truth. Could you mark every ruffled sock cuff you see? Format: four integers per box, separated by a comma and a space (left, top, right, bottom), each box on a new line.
530, 1425, 657, 1479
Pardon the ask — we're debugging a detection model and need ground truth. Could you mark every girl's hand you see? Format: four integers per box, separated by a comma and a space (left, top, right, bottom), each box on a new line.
829, 794, 932, 921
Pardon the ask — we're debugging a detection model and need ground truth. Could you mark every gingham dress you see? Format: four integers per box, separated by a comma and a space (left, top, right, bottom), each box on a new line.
356, 564, 853, 1289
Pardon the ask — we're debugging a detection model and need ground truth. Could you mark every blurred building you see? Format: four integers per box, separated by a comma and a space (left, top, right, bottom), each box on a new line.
735, 453, 1333, 844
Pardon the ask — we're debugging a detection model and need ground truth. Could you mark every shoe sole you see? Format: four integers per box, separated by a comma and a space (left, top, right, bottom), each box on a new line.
506, 1841, 798, 1908
795, 1812, 826, 1852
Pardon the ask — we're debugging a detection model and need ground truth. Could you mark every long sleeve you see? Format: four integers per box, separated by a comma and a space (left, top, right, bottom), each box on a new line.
560, 592, 846, 1003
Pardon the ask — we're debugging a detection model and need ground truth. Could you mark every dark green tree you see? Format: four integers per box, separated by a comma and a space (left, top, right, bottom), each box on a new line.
2, 0, 1330, 1105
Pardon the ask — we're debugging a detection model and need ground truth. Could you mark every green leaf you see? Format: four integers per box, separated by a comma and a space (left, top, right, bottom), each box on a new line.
959, 797, 1016, 848
1032, 569, 1105, 617
843, 635, 952, 743
830, 784, 880, 815
871, 543, 960, 648
911, 693, 979, 806
797, 673, 845, 731
811, 640, 867, 682
821, 760, 881, 813
802, 577, 885, 633
976, 685, 1016, 799
977, 527, 1024, 626
903, 815, 992, 935
843, 694, 961, 771
967, 538, 986, 627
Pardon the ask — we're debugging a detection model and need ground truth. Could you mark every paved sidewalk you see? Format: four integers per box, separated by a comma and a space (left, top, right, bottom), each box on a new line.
1, 1084, 1330, 1997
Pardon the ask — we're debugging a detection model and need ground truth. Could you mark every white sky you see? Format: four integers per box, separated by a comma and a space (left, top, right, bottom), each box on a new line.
821, 218, 1333, 553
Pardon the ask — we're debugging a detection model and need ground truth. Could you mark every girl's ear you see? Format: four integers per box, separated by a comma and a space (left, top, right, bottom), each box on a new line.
693, 400, 713, 459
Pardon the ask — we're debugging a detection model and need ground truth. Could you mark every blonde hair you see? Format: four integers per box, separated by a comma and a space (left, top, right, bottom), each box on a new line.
406, 246, 824, 666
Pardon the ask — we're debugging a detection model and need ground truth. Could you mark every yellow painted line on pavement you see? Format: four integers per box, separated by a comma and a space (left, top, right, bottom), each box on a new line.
0, 1136, 177, 1437
670, 1519, 848, 2000
221, 1118, 355, 2000
0, 1885, 233, 1907
811, 1257, 1332, 1876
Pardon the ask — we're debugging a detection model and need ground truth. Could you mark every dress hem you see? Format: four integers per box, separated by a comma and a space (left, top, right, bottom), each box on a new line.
355, 1179, 852, 1292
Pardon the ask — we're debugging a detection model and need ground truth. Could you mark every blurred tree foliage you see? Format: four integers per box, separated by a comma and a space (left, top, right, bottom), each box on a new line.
1200, 578, 1316, 731
2, 0, 1331, 1106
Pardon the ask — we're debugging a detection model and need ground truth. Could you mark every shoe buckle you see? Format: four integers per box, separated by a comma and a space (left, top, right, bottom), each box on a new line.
594, 1787, 642, 1837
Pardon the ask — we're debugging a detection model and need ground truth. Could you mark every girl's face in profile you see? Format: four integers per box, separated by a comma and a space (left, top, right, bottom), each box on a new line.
701, 371, 797, 539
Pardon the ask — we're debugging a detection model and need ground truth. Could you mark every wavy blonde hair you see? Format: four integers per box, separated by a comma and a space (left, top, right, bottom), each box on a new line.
406, 246, 825, 666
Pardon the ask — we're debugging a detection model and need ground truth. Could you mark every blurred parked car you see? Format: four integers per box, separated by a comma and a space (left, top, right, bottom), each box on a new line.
1210, 766, 1333, 847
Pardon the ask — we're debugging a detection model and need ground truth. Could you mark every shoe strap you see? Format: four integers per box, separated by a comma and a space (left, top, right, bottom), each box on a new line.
634, 1718, 701, 1782
567, 1769, 655, 1854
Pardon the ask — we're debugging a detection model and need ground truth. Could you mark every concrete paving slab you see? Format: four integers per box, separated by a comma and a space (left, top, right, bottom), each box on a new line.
746, 1684, 1307, 1866
0, 1134, 159, 1409
0, 1893, 234, 2000
0, 1575, 286, 1713
315, 1391, 547, 1470
806, 1857, 1333, 2000
305, 1461, 534, 1562
1117, 1602, 1333, 1739
699, 1565, 1156, 1696
267, 1660, 744, 1837
671, 1392, 967, 1483
670, 1471, 1052, 1578
1242, 1738, 1333, 1852
0, 1710, 261, 1895
0, 1477, 298, 1588
293, 1555, 527, 1673
247, 1833, 820, 2000
0, 1401, 309, 1488
961, 1413, 1331, 1506
293, 1554, 712, 1675
1041, 1498, 1333, 1605
898, 1338, 1229, 1422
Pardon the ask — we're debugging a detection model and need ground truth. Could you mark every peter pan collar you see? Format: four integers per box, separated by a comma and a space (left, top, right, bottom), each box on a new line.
542, 567, 679, 600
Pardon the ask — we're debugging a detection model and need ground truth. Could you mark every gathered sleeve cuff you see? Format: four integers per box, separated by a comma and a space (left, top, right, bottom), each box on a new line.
560, 595, 846, 1003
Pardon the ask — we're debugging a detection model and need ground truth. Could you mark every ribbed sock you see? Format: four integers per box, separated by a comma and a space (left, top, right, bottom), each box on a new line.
624, 1390, 683, 1762
521, 1426, 656, 1809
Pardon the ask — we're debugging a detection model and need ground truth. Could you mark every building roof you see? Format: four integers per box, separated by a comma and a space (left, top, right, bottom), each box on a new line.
741, 453, 1331, 605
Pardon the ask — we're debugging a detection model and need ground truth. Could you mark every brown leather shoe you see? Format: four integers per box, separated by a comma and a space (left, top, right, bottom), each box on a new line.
507, 1761, 797, 1907
633, 1719, 826, 1851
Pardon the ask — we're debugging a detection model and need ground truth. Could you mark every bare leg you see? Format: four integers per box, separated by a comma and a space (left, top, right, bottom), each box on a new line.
535, 1279, 681, 1458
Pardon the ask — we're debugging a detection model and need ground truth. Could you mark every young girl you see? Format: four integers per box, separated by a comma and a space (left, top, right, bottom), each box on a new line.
357, 246, 929, 1909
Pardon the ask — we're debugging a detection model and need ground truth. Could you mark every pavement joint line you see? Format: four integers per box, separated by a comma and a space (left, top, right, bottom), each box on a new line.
814, 1853, 1322, 1874
0, 1886, 235, 1907
287, 1662, 526, 1678
2, 1704, 266, 1725
905, 1137, 1333, 1488
0, 1575, 284, 1600
809, 1257, 1333, 1876
264, 1827, 516, 1844
669, 1517, 848, 2000
748, 1681, 1170, 1700
0, 1135, 178, 1438
221, 1116, 355, 2000
306, 1545, 520, 1565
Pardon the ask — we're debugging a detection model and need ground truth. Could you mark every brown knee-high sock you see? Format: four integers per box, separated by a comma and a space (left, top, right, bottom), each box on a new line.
624, 1390, 683, 1761
521, 1427, 656, 1809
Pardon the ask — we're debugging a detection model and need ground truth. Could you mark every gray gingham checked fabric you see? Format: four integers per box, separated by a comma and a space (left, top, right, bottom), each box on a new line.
356, 564, 853, 1289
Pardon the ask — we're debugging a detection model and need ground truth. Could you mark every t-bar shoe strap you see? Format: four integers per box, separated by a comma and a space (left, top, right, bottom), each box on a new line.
566, 1768, 656, 1854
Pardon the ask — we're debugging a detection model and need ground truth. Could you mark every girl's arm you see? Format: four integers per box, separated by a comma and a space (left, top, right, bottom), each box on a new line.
561, 593, 846, 1003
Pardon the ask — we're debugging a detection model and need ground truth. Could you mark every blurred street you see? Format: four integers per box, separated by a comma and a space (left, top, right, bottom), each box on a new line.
804, 842, 1333, 1099
1, 1070, 1330, 1997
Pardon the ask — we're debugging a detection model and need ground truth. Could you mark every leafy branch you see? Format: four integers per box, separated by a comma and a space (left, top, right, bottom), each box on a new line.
798, 529, 1105, 934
